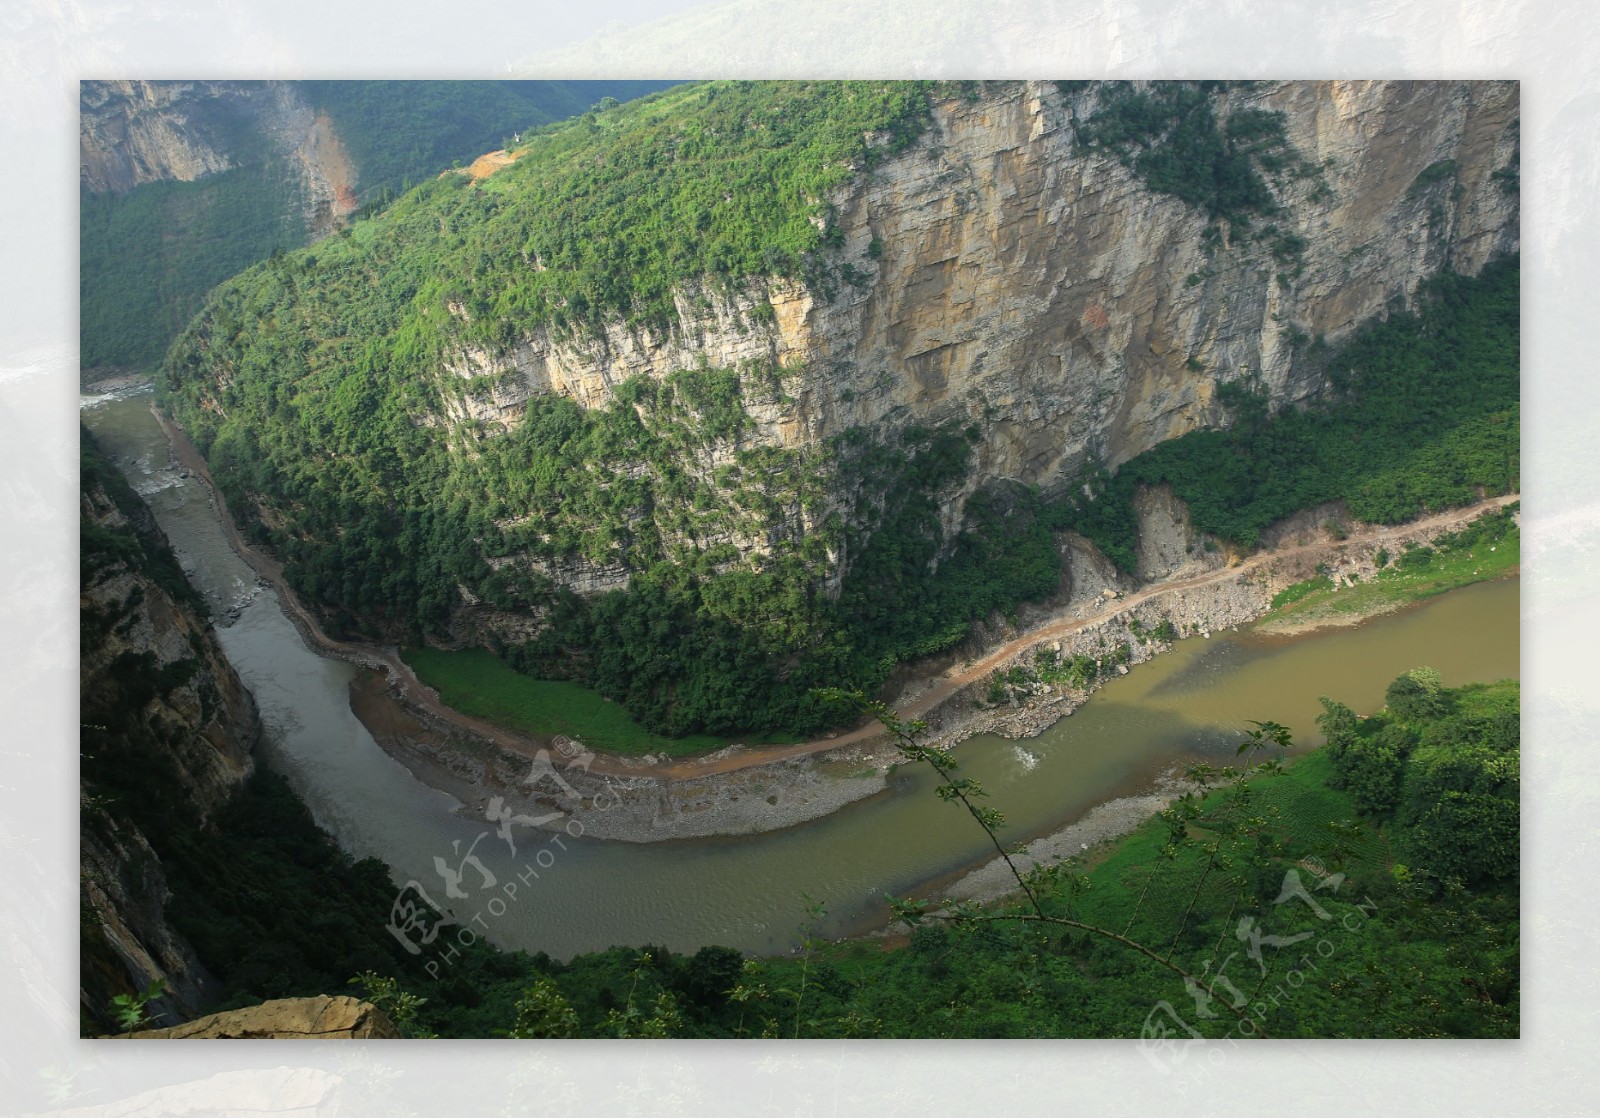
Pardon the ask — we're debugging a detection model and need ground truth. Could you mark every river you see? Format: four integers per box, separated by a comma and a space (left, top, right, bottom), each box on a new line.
80, 382, 1521, 960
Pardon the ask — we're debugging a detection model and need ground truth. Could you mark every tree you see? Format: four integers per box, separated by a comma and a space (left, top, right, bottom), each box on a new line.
1316, 695, 1359, 755
1386, 666, 1444, 721
507, 978, 580, 1038
1334, 730, 1408, 818
1399, 724, 1519, 886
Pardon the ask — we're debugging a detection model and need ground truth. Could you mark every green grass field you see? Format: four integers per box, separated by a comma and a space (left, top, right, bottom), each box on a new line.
1072, 749, 1388, 944
1263, 506, 1518, 629
401, 646, 802, 757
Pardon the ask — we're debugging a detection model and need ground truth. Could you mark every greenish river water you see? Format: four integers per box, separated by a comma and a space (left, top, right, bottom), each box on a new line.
81, 383, 1520, 960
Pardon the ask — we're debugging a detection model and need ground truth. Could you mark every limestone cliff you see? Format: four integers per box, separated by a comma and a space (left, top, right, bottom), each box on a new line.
79, 432, 260, 1032
79, 79, 359, 234
79, 80, 241, 193
435, 79, 1517, 607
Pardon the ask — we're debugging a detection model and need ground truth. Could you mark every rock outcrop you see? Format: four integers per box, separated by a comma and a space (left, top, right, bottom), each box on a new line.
79, 80, 358, 233
115, 995, 399, 1040
157, 80, 1519, 689
79, 80, 242, 193
79, 452, 257, 810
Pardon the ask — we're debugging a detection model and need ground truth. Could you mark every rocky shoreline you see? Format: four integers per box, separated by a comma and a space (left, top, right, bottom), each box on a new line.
917, 768, 1200, 911
912, 495, 1519, 746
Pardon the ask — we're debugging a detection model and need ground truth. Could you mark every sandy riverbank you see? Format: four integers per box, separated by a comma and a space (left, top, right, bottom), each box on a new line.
939, 768, 1197, 906
348, 669, 903, 843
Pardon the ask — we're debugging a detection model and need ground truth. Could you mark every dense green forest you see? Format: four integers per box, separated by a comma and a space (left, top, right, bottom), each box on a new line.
299, 80, 671, 195
158, 78, 1518, 741
90, 671, 1516, 1038
81, 166, 303, 371
81, 80, 673, 372
158, 81, 952, 737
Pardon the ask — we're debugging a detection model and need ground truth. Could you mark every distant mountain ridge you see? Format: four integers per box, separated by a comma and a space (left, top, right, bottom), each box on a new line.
80, 79, 677, 372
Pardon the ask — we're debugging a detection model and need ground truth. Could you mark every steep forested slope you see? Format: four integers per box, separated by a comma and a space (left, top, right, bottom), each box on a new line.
159, 80, 1520, 738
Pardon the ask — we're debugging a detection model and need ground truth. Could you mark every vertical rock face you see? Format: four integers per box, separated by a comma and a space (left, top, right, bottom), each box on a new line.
79, 436, 259, 1030
1134, 484, 1201, 584
79, 80, 243, 193
79, 79, 359, 233
809, 80, 1519, 477
79, 822, 216, 1033
433, 80, 1517, 601
297, 110, 362, 238
78, 475, 257, 811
